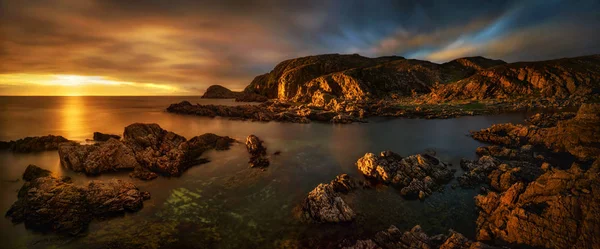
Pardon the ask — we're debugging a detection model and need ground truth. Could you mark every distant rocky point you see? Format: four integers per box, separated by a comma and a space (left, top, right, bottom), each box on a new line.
201, 84, 267, 102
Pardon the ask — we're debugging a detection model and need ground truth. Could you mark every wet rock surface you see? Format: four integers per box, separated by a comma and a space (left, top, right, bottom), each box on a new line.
342, 225, 499, 249
356, 150, 454, 199
59, 123, 235, 179
93, 132, 121, 141
0, 135, 75, 153
474, 161, 600, 248
245, 134, 269, 168
300, 174, 364, 223
5, 165, 150, 235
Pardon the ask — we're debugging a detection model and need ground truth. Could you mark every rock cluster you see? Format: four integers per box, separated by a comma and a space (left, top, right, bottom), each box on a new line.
166, 100, 364, 123
201, 85, 268, 102
475, 161, 600, 248
0, 135, 76, 153
458, 156, 544, 192
300, 174, 363, 223
245, 135, 269, 168
93, 132, 121, 141
342, 225, 499, 249
59, 123, 235, 180
356, 151, 454, 199
5, 165, 150, 235
471, 103, 600, 161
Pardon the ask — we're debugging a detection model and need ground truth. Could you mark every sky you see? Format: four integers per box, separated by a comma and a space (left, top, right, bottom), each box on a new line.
1, 0, 599, 96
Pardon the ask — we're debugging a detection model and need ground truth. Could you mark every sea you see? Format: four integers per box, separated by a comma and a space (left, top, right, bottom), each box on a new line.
0, 96, 529, 249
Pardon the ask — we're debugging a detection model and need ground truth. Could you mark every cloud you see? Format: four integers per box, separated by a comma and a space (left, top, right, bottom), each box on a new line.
0, 0, 599, 95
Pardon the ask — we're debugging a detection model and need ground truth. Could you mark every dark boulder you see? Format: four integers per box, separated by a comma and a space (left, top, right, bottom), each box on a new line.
245, 135, 269, 168
5, 166, 150, 235
93, 132, 121, 141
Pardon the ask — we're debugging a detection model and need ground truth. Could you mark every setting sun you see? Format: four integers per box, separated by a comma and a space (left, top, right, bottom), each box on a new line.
0, 73, 183, 96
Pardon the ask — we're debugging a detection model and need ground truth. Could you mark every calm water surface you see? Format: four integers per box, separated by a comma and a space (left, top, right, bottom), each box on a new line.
0, 96, 528, 249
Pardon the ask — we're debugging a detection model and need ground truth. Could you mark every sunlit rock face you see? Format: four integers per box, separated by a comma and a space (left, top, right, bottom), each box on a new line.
431, 54, 600, 101
244, 54, 506, 106
475, 161, 600, 249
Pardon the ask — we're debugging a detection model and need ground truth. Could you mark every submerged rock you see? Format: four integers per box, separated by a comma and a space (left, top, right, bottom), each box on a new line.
245, 135, 269, 168
5, 165, 150, 235
475, 161, 600, 248
0, 135, 75, 153
300, 174, 362, 223
93, 132, 121, 141
59, 123, 234, 180
342, 225, 499, 249
356, 151, 454, 199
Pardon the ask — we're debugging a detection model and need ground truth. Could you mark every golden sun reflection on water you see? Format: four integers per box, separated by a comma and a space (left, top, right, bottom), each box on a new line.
60, 96, 88, 141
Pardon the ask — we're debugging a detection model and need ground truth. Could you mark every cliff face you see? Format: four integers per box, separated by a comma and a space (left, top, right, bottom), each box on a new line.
244, 54, 506, 105
243, 53, 599, 105
432, 55, 600, 101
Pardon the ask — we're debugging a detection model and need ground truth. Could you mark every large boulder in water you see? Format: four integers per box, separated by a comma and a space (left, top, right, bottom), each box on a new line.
300, 174, 361, 223
356, 150, 454, 199
59, 123, 235, 180
5, 165, 150, 235
245, 135, 269, 168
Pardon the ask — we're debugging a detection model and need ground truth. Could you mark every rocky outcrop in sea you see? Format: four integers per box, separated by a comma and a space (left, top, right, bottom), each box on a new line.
58, 123, 235, 180
300, 174, 365, 223
245, 134, 269, 168
5, 165, 150, 235
0, 135, 76, 153
356, 150, 454, 199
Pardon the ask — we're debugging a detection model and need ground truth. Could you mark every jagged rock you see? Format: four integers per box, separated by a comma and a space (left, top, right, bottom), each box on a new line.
5, 165, 149, 235
356, 151, 453, 199
93, 132, 121, 141
471, 103, 600, 161
475, 161, 600, 248
458, 156, 544, 191
300, 174, 361, 223
0, 135, 75, 153
431, 55, 600, 101
59, 138, 141, 175
123, 123, 234, 176
342, 225, 499, 249
59, 123, 234, 180
245, 135, 269, 168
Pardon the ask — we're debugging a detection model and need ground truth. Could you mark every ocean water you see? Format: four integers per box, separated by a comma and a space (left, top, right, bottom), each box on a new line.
0, 96, 529, 249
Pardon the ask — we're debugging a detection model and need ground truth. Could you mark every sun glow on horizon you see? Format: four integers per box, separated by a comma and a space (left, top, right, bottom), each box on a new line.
0, 73, 185, 96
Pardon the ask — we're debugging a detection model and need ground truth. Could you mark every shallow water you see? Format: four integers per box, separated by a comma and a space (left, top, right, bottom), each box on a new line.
0, 96, 529, 249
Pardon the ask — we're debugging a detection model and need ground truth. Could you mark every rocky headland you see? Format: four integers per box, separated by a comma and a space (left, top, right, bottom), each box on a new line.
5, 165, 150, 235
168, 53, 600, 123
201, 84, 268, 102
